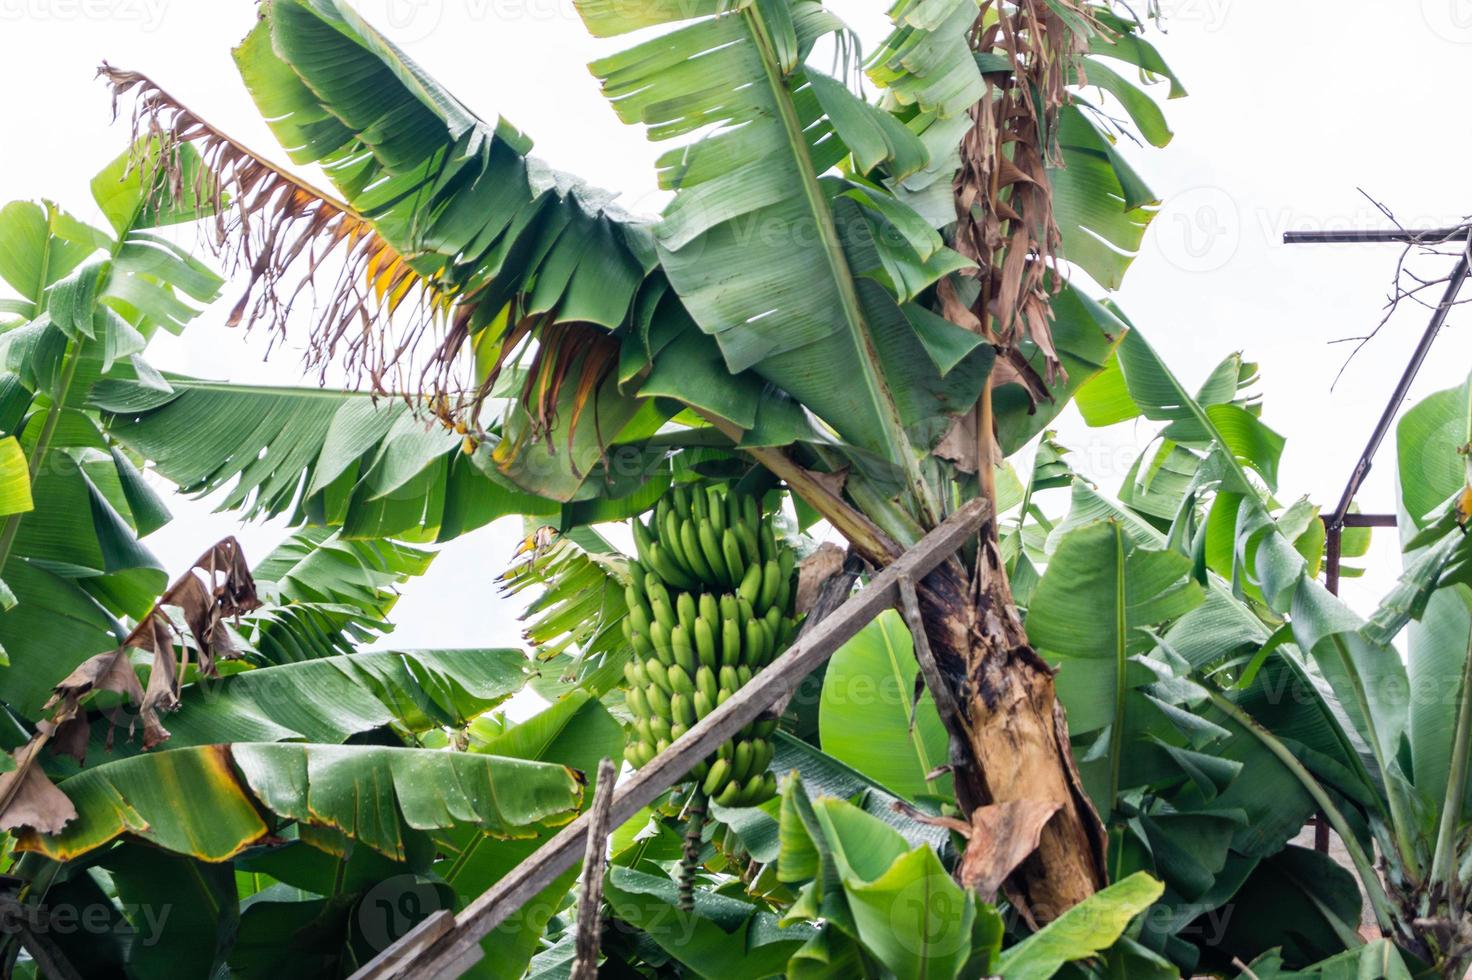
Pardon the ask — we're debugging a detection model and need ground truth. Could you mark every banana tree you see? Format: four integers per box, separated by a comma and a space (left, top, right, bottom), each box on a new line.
1017, 322, 1472, 976
0, 148, 657, 977
97, 0, 1183, 923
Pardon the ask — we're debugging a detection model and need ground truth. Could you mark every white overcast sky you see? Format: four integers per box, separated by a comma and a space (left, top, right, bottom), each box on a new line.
2, 0, 1471, 645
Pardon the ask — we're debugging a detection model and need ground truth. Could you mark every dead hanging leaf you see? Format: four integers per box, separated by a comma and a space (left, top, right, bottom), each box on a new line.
893, 797, 1061, 903
0, 741, 76, 836
0, 538, 259, 836
935, 413, 980, 474
958, 799, 1062, 901
98, 65, 455, 404
950, 0, 1097, 382
795, 543, 847, 615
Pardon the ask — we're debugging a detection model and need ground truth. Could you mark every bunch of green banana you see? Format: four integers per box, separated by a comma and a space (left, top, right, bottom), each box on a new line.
621, 483, 798, 807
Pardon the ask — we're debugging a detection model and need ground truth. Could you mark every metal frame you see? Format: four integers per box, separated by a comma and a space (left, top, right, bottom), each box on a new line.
349, 499, 991, 980
1285, 227, 1470, 594
1287, 224, 1470, 851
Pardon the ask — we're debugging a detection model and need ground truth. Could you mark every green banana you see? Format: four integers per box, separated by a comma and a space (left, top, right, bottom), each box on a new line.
744, 618, 767, 667
693, 617, 717, 668
632, 517, 656, 563
695, 665, 718, 703
662, 510, 693, 574
708, 487, 726, 534
672, 692, 696, 728
680, 518, 718, 582
646, 683, 671, 719
676, 591, 697, 631
721, 530, 745, 591
736, 772, 766, 805
668, 663, 695, 698
626, 602, 652, 640
646, 657, 672, 694
702, 758, 731, 796
650, 714, 671, 743
730, 740, 754, 785
649, 623, 673, 666
646, 540, 696, 591
693, 690, 713, 720
696, 520, 730, 587
758, 560, 781, 613
737, 562, 763, 609
670, 625, 696, 673
626, 685, 650, 719
721, 616, 742, 667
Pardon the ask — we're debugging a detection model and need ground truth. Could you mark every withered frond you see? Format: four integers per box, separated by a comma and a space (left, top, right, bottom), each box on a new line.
0, 537, 260, 835
100, 65, 451, 398
953, 0, 1102, 392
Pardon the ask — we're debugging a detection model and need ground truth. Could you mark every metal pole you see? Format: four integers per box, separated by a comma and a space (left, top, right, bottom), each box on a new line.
1283, 227, 1470, 245
1326, 253, 1470, 528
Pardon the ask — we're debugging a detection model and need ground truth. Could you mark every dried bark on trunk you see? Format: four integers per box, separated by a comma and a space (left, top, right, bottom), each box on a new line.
915, 529, 1106, 923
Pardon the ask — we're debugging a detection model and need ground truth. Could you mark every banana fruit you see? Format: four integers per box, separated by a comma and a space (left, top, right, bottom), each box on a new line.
621, 483, 796, 807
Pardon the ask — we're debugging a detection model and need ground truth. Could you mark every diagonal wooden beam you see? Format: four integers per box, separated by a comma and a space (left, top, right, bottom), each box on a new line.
350, 497, 990, 980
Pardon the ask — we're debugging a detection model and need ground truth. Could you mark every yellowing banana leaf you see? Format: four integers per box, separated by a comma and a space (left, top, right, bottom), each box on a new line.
19, 742, 583, 863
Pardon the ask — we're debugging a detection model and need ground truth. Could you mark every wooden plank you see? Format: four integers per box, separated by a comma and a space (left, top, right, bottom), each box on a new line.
350, 497, 988, 980
570, 758, 617, 980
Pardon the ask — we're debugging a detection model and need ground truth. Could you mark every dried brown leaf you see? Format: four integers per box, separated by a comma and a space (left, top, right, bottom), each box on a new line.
0, 740, 76, 835
795, 543, 847, 615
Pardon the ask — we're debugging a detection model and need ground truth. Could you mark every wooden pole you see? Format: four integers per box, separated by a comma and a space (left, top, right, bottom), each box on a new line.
569, 759, 617, 980
349, 497, 990, 980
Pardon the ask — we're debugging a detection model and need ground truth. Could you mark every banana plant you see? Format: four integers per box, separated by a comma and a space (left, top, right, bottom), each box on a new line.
98, 0, 1185, 925
1044, 323, 1472, 976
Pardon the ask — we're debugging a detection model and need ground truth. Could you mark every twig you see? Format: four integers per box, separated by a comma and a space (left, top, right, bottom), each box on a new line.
570, 758, 617, 980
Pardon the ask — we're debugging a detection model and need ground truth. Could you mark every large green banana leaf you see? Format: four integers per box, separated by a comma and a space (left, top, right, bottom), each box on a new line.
1027, 518, 1203, 813
995, 872, 1164, 980
578, 0, 987, 496
96, 374, 685, 538
232, 0, 667, 499
0, 150, 222, 715
84, 647, 528, 752
20, 742, 584, 862
443, 689, 624, 980
817, 609, 949, 802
